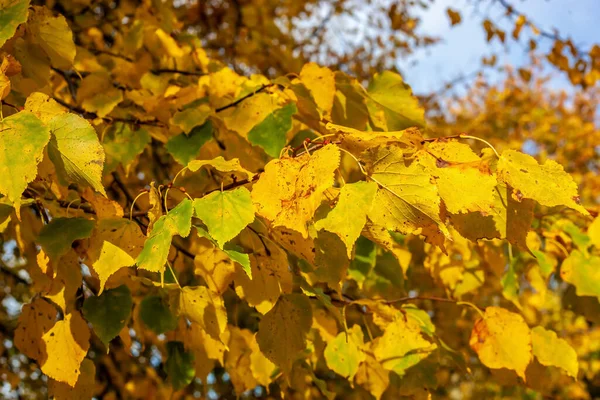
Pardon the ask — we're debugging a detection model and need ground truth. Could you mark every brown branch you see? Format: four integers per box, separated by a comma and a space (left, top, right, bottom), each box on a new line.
1, 100, 20, 111
52, 96, 166, 127
215, 84, 274, 113
151, 68, 206, 76
86, 47, 134, 62
383, 295, 457, 304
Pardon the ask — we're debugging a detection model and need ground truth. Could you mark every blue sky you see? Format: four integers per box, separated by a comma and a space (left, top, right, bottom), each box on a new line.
397, 0, 600, 94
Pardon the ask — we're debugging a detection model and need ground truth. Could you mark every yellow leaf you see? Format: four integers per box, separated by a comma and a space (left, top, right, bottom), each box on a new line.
364, 145, 449, 243
24, 92, 67, 123
48, 359, 96, 399
14, 298, 56, 361
252, 144, 340, 237
28, 6, 76, 69
531, 326, 578, 378
155, 28, 185, 58
560, 250, 600, 299
315, 181, 377, 257
588, 216, 600, 248
0, 70, 10, 100
187, 156, 254, 180
327, 122, 423, 155
88, 219, 145, 293
249, 332, 276, 387
225, 327, 259, 394
256, 293, 312, 375
299, 62, 335, 118
373, 315, 437, 376
355, 346, 390, 400
78, 72, 123, 118
194, 238, 236, 294
41, 311, 91, 387
171, 286, 228, 341
497, 150, 588, 215
43, 251, 82, 313
234, 231, 292, 314
147, 182, 163, 234
223, 92, 279, 138
362, 222, 412, 275
469, 306, 532, 380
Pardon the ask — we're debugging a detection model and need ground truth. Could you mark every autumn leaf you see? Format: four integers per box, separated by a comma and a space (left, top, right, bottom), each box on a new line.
252, 144, 340, 237
48, 359, 95, 399
469, 306, 532, 380
47, 113, 107, 196
166, 121, 213, 166
41, 311, 90, 387
366, 71, 425, 131
256, 293, 312, 375
165, 341, 195, 389
0, 111, 50, 216
14, 298, 56, 361
531, 326, 579, 378
139, 295, 177, 334
315, 181, 378, 257
324, 325, 366, 379
0, 0, 30, 48
28, 6, 76, 69
364, 145, 449, 243
497, 149, 589, 215
171, 285, 228, 341
560, 250, 600, 299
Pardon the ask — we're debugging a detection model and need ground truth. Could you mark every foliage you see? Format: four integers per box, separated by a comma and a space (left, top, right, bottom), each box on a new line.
0, 0, 599, 399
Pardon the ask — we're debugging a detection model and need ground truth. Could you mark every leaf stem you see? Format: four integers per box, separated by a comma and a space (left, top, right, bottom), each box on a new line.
459, 134, 500, 158
166, 261, 181, 288
456, 301, 486, 319
130, 191, 149, 221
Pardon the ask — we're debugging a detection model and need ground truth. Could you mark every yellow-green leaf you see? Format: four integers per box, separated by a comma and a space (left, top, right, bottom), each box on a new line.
469, 306, 532, 380
47, 113, 107, 196
373, 314, 437, 376
315, 181, 377, 257
365, 145, 449, 243
367, 71, 425, 131
531, 326, 578, 378
324, 325, 365, 379
37, 217, 95, 261
560, 250, 600, 299
0, 111, 50, 216
193, 187, 255, 249
0, 0, 30, 48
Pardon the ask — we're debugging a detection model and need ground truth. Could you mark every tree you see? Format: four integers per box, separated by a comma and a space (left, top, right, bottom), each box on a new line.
0, 0, 598, 399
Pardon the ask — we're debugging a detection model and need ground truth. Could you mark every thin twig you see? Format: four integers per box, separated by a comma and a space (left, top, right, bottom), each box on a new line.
216, 84, 274, 113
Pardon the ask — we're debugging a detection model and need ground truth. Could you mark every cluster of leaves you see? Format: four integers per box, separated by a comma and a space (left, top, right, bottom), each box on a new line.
0, 0, 599, 399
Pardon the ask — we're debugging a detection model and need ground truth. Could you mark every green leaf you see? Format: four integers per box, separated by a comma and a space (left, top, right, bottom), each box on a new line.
165, 341, 195, 390
560, 250, 600, 299
497, 149, 588, 215
324, 325, 365, 379
136, 199, 193, 273
139, 295, 177, 334
82, 285, 133, 345
501, 261, 521, 309
348, 236, 377, 285
531, 326, 579, 378
0, 111, 50, 215
37, 217, 95, 261
102, 123, 151, 174
256, 294, 312, 375
0, 0, 29, 48
47, 113, 107, 196
193, 187, 255, 248
366, 71, 425, 131
315, 181, 377, 257
166, 121, 213, 166
248, 103, 296, 158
